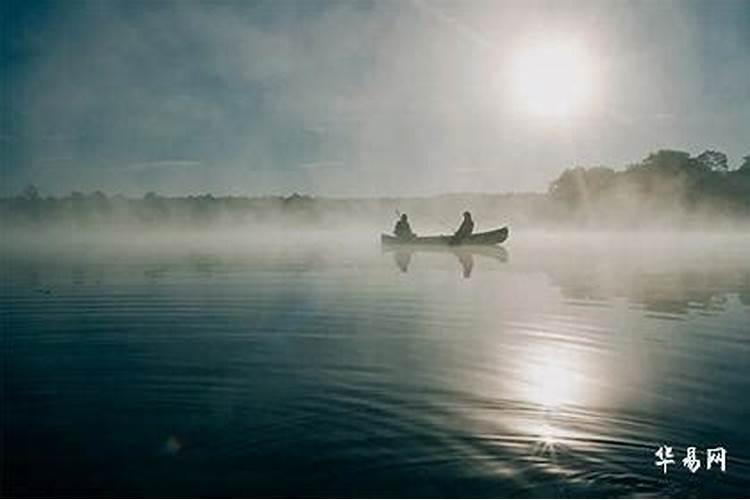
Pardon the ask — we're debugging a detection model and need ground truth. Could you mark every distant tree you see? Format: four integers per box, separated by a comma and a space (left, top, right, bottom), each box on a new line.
581, 167, 618, 193
142, 191, 167, 218
90, 190, 111, 216
739, 155, 750, 172
549, 168, 584, 208
91, 190, 108, 201
548, 166, 616, 209
639, 150, 695, 172
696, 150, 729, 172
21, 184, 40, 200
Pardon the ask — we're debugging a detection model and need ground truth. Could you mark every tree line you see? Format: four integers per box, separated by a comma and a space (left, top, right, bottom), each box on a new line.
547, 150, 750, 226
2, 149, 749, 229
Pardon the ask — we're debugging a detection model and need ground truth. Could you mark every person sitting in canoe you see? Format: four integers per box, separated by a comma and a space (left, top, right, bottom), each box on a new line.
451, 211, 474, 244
393, 213, 416, 241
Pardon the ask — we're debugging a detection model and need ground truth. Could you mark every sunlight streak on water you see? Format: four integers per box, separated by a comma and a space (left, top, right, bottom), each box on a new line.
517, 342, 590, 409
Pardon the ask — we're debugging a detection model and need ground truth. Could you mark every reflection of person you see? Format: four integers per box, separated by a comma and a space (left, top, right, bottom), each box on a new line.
393, 250, 412, 273
455, 251, 474, 278
451, 211, 474, 244
393, 213, 415, 241
386, 246, 506, 277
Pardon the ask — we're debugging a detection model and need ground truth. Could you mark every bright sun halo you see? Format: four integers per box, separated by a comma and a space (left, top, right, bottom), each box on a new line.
511, 39, 595, 119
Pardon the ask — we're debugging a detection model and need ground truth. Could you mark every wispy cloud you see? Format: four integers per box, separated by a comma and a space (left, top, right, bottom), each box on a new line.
298, 161, 345, 170
124, 160, 203, 171
409, 0, 496, 50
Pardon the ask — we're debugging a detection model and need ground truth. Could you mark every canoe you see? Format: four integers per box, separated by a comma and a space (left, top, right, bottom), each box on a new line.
381, 226, 509, 246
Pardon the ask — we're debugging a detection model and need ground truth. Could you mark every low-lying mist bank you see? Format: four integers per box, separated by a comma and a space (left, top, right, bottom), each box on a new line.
3, 224, 749, 257
0, 192, 539, 234
4, 149, 750, 232
2, 194, 749, 235
3, 230, 748, 316
4, 193, 750, 233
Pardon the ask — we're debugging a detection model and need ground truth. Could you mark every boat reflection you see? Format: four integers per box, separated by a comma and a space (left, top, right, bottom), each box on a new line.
385, 245, 509, 278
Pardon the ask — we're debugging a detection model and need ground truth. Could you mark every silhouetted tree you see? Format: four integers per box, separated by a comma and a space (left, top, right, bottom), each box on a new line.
548, 148, 750, 224
140, 191, 168, 223
21, 184, 40, 200
640, 150, 695, 172
696, 150, 729, 172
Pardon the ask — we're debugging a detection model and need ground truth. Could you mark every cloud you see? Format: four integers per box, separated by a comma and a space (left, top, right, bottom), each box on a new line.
298, 161, 345, 170
123, 160, 203, 171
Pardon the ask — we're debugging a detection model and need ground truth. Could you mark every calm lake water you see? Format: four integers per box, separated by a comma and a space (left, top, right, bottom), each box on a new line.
2, 232, 749, 497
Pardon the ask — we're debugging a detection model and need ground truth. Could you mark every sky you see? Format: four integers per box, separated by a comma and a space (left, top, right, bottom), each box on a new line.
2, 0, 749, 197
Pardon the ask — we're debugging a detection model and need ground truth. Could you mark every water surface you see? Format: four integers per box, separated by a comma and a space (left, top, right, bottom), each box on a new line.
2, 232, 749, 496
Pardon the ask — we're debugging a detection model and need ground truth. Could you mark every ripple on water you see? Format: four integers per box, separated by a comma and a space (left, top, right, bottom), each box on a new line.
2, 239, 749, 496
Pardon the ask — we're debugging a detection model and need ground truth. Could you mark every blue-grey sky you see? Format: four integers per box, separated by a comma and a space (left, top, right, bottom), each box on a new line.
2, 0, 749, 196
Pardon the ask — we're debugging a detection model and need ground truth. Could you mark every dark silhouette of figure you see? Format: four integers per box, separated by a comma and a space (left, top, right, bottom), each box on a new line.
451, 211, 474, 244
393, 213, 415, 241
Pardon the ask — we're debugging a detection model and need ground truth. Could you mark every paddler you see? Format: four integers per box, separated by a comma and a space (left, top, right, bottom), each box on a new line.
393, 213, 416, 241
451, 211, 474, 244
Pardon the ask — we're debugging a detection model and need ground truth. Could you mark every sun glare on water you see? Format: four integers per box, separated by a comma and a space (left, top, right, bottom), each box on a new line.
510, 39, 596, 120
524, 346, 583, 408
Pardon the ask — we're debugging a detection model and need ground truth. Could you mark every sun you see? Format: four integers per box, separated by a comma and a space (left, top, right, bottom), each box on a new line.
510, 39, 595, 120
